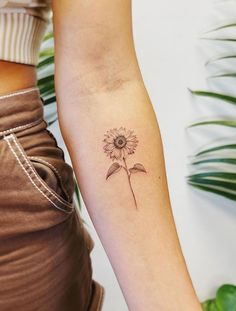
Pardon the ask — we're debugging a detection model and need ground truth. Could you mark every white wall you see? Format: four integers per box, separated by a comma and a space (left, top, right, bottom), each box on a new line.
51, 0, 236, 309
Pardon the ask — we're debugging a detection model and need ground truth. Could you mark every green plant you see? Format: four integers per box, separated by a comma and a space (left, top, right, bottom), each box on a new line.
187, 19, 236, 308
202, 284, 236, 311
37, 26, 82, 212
187, 22, 236, 201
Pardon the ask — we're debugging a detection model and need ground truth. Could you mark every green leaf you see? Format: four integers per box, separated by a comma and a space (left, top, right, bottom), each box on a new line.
190, 90, 236, 105
37, 74, 54, 86
39, 85, 55, 97
39, 84, 55, 95
193, 158, 236, 165
202, 38, 236, 42
48, 117, 58, 126
187, 13, 236, 204
44, 96, 57, 106
196, 144, 236, 156
187, 177, 236, 191
201, 299, 219, 311
74, 178, 82, 211
206, 55, 236, 66
187, 171, 236, 200
210, 73, 236, 79
206, 23, 236, 33
73, 178, 87, 224
188, 182, 236, 201
187, 172, 236, 180
216, 284, 236, 311
189, 120, 236, 128
201, 284, 236, 311
37, 56, 54, 69
42, 31, 54, 42
39, 48, 54, 58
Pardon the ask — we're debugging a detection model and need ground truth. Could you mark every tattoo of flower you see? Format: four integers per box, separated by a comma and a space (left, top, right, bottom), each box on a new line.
103, 127, 147, 209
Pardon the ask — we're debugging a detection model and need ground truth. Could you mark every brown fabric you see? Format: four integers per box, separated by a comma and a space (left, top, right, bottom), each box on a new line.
0, 87, 105, 310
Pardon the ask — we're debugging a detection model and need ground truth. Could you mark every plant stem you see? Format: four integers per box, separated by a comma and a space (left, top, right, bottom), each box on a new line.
123, 158, 138, 209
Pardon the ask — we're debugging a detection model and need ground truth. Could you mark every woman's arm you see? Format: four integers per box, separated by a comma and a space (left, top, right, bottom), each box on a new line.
52, 1, 201, 310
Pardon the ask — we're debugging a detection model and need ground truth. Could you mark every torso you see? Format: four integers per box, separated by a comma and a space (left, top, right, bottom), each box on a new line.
0, 61, 37, 96
0, 0, 51, 88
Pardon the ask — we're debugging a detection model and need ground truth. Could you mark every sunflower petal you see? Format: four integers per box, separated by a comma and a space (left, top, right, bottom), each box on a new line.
103, 127, 139, 160
113, 148, 122, 160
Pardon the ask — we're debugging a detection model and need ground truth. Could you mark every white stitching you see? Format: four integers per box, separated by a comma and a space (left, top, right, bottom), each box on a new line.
28, 156, 71, 200
7, 134, 74, 209
0, 118, 44, 137
4, 137, 73, 214
12, 135, 73, 208
0, 87, 39, 100
29, 156, 63, 180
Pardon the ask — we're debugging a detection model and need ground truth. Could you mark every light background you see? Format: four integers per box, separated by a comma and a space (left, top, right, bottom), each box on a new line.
51, 0, 236, 309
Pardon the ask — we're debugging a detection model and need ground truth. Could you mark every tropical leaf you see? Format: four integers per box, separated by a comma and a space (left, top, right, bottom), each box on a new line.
38, 74, 54, 87
196, 144, 236, 156
37, 56, 54, 69
206, 55, 236, 66
209, 72, 236, 79
43, 96, 57, 106
189, 120, 236, 128
206, 23, 236, 33
187, 172, 236, 180
47, 117, 58, 126
39, 47, 54, 58
187, 177, 236, 192
189, 5, 236, 307
192, 158, 236, 165
202, 38, 236, 42
210, 73, 236, 78
74, 176, 82, 211
187, 171, 236, 200
42, 31, 54, 42
189, 90, 236, 105
187, 182, 236, 201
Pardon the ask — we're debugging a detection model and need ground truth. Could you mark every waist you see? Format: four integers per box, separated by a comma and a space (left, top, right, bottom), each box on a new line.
0, 87, 45, 137
0, 61, 37, 96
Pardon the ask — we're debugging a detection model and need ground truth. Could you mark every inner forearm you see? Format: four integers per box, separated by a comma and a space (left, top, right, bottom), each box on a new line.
56, 80, 201, 311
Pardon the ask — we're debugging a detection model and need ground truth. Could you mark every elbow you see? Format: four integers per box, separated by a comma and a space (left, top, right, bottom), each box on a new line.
54, 29, 142, 96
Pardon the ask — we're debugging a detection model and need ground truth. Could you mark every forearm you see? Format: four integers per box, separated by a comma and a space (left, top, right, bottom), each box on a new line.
52, 1, 201, 310
56, 82, 200, 310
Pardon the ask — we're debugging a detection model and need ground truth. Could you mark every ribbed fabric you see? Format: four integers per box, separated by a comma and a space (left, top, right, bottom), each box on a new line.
0, 1, 51, 65
0, 12, 48, 65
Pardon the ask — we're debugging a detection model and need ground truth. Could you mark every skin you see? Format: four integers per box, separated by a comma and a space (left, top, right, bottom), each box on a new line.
0, 61, 36, 96
1, 1, 202, 310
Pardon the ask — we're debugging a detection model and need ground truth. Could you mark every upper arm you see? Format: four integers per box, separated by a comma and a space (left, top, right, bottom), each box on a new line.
51, 0, 142, 95
52, 0, 134, 60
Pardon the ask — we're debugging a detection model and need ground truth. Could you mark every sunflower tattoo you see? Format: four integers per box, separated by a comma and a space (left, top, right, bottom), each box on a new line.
103, 127, 147, 209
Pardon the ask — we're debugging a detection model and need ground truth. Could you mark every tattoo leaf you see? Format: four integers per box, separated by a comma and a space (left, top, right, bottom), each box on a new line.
106, 162, 121, 180
129, 163, 147, 174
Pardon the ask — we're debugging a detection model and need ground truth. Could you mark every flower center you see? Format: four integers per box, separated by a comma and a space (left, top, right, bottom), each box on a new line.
114, 135, 127, 149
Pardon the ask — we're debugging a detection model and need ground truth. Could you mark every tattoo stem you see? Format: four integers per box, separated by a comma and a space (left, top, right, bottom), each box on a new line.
123, 157, 138, 209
